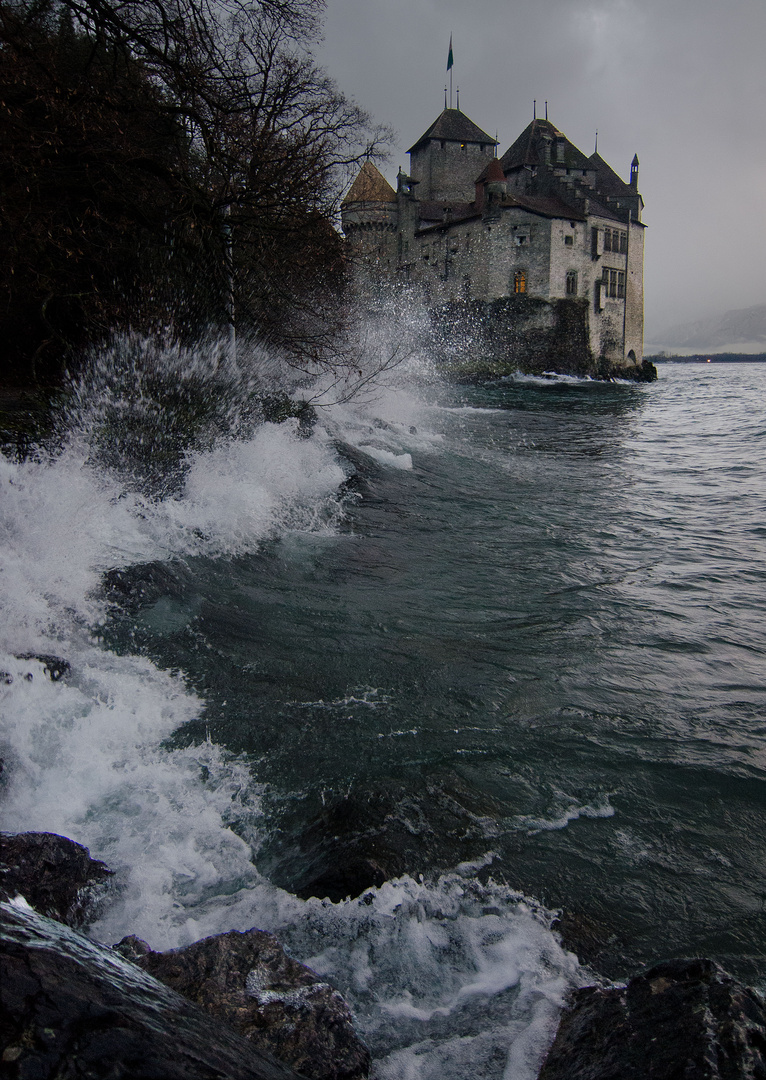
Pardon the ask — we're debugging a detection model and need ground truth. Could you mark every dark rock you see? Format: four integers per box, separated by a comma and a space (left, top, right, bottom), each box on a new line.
134, 928, 370, 1080
0, 900, 299, 1080
114, 934, 152, 961
0, 832, 112, 928
551, 907, 624, 974
539, 957, 766, 1080
267, 773, 505, 903
14, 653, 71, 681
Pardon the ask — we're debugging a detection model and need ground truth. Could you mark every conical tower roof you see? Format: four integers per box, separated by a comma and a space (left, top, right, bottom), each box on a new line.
342, 161, 396, 204
407, 109, 496, 154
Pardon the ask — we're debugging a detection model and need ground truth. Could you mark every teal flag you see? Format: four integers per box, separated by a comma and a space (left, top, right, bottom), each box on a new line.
447, 35, 453, 71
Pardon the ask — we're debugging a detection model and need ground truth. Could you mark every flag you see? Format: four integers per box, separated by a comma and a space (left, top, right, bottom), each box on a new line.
447, 35, 453, 71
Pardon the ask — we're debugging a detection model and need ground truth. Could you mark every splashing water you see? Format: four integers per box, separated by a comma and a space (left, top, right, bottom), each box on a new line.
0, 333, 582, 1080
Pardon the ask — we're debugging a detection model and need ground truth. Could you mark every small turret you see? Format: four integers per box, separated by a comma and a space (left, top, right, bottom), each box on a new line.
630, 153, 639, 188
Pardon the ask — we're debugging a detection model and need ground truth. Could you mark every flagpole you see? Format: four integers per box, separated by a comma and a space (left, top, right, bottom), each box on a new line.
447, 34, 454, 109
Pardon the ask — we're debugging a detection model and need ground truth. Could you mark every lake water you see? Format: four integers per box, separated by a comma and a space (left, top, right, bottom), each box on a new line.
2, 347, 766, 1079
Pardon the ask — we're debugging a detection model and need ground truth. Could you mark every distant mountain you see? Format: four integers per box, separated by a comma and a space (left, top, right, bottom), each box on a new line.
651, 304, 766, 351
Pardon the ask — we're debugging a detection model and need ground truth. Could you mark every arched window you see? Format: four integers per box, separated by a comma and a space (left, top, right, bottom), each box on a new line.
514, 270, 527, 294
566, 270, 578, 296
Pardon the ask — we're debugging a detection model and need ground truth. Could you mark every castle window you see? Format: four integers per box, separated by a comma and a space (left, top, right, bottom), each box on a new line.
566, 270, 578, 296
602, 268, 626, 298
514, 270, 527, 294
605, 228, 627, 253
564, 235, 574, 246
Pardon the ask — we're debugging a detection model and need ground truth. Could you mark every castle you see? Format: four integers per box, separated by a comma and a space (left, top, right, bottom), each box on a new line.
341, 105, 646, 375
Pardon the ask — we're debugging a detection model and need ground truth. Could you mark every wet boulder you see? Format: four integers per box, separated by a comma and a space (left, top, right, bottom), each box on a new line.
539, 957, 766, 1080
0, 832, 112, 928
1, 901, 299, 1080
126, 927, 370, 1080
267, 772, 507, 903
14, 653, 71, 681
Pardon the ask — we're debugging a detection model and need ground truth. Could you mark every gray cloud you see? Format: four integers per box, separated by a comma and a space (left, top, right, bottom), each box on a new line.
317, 0, 766, 338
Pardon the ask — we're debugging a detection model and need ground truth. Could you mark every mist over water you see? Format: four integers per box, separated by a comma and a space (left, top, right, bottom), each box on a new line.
3, 339, 766, 1077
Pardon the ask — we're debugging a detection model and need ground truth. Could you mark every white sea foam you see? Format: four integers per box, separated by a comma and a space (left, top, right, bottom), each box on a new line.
0, 335, 583, 1080
356, 446, 414, 470
516, 794, 615, 835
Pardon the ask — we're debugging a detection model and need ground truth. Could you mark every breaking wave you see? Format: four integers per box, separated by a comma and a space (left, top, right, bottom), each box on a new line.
0, 333, 584, 1080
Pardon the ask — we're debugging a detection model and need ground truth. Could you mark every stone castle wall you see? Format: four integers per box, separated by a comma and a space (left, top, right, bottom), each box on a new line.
409, 141, 495, 202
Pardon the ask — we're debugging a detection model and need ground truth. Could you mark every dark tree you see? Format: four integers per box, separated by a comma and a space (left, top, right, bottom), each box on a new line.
0, 0, 390, 385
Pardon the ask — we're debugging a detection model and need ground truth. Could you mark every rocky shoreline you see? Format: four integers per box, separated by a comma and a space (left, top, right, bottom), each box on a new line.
3, 831, 766, 1078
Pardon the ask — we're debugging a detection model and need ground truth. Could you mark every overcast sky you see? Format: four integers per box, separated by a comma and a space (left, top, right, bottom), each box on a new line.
317, 0, 766, 339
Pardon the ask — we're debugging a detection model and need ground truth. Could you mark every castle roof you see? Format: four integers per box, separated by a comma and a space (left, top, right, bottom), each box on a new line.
342, 161, 396, 204
504, 192, 587, 220
500, 118, 591, 172
416, 200, 476, 227
407, 109, 496, 154
414, 191, 587, 236
587, 152, 634, 198
476, 157, 506, 184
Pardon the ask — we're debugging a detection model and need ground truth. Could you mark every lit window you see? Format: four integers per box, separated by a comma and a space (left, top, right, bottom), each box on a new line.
514, 270, 527, 294
566, 270, 578, 295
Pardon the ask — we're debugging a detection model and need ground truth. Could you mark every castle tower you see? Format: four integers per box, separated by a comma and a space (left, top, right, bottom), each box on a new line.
406, 108, 496, 203
341, 161, 398, 271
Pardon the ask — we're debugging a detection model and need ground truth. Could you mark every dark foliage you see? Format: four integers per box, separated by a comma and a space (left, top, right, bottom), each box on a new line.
0, 0, 389, 386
